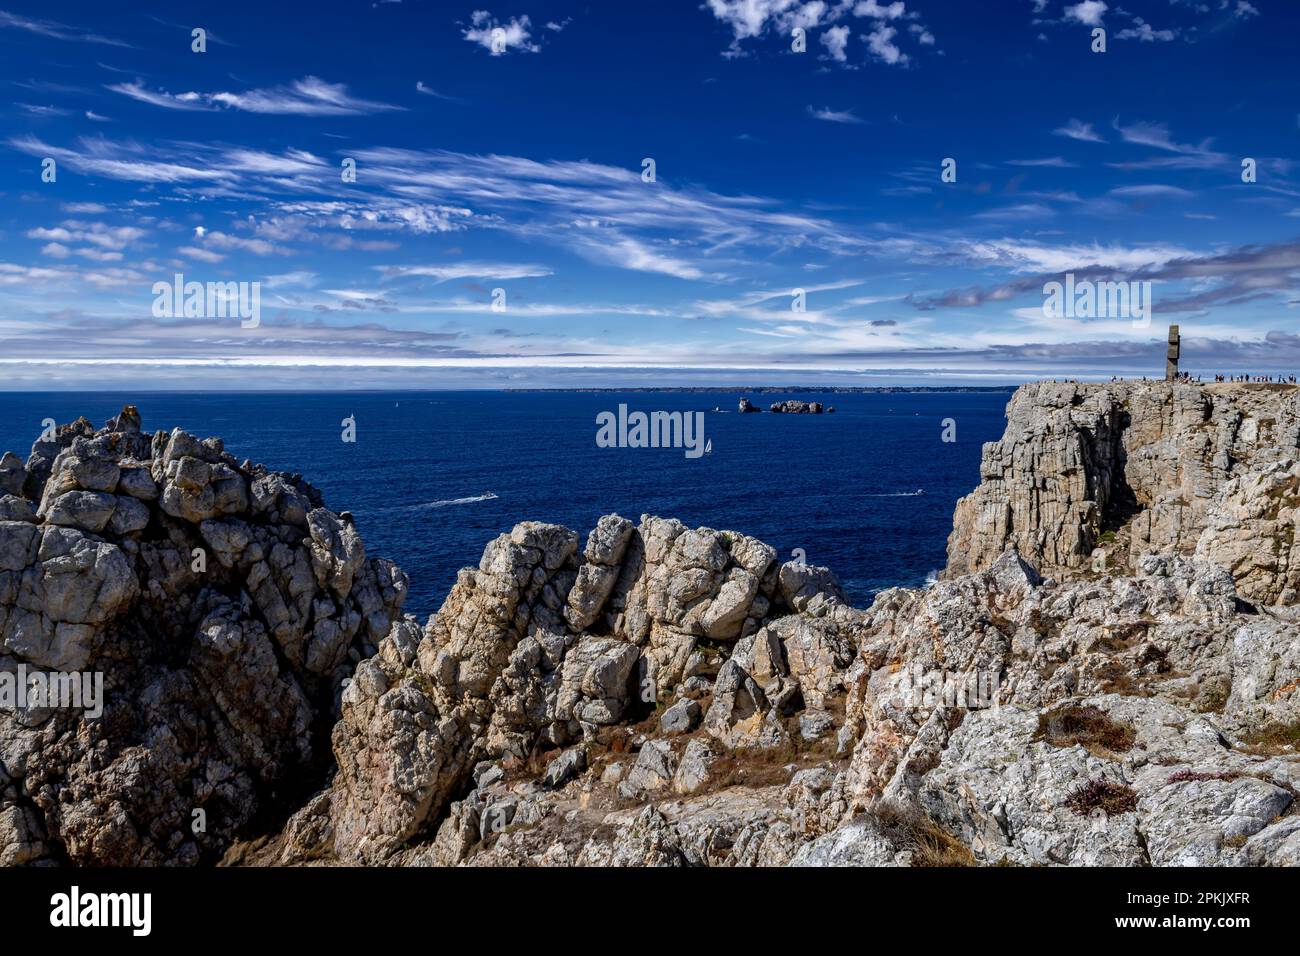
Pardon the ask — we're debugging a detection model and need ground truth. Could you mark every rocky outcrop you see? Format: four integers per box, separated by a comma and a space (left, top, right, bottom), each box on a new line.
9, 384, 1300, 869
285, 510, 827, 864
284, 515, 1298, 867
317, 381, 1291, 869
947, 381, 1300, 604
769, 401, 823, 414
0, 408, 407, 865
737, 398, 760, 413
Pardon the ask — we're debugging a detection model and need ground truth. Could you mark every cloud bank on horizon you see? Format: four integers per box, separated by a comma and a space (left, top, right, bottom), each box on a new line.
0, 0, 1296, 388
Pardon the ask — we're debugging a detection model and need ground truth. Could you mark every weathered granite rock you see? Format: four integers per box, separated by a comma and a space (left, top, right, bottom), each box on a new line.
672, 737, 721, 794
779, 560, 847, 612
0, 454, 24, 498
914, 694, 1299, 867
788, 817, 904, 866
619, 740, 678, 799
0, 407, 408, 866
290, 507, 842, 864
702, 659, 772, 747
947, 380, 1300, 605
660, 698, 700, 735
543, 747, 587, 789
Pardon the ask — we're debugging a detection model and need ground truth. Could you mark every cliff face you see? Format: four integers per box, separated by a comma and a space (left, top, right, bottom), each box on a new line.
947, 381, 1300, 603
4, 397, 1300, 869
0, 408, 407, 865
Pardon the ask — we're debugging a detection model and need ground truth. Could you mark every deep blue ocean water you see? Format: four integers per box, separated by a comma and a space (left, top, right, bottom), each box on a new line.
0, 391, 1013, 618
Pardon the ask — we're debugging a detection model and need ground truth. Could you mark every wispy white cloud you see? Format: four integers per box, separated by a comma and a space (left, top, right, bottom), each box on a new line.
18, 103, 72, 116
379, 262, 553, 281
223, 148, 328, 175
575, 236, 709, 280
212, 77, 404, 115
1109, 184, 1195, 199
177, 246, 226, 263
972, 203, 1056, 222
1108, 118, 1231, 171
415, 81, 459, 101
1114, 119, 1198, 152
198, 231, 292, 257
108, 76, 404, 115
1007, 157, 1076, 168
1054, 118, 1105, 143
75, 248, 123, 263
0, 9, 128, 46
106, 81, 215, 111
1117, 18, 1177, 41
263, 271, 319, 289
10, 135, 233, 183
7, 136, 851, 282
808, 105, 865, 124
960, 238, 1198, 274
27, 220, 146, 251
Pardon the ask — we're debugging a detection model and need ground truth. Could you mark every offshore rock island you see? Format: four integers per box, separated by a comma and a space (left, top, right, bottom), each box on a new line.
3, 381, 1299, 867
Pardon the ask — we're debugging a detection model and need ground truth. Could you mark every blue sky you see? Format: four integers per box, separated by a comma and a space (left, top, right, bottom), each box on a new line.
1, 0, 1297, 388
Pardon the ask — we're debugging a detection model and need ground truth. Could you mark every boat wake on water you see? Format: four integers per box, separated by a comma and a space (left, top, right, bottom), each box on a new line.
407, 492, 499, 510
865, 489, 925, 497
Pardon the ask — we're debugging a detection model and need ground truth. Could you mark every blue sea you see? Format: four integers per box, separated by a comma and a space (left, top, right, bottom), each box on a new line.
0, 391, 1014, 618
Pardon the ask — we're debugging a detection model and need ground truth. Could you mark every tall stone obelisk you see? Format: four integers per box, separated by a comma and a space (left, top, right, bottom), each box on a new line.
1165, 324, 1180, 381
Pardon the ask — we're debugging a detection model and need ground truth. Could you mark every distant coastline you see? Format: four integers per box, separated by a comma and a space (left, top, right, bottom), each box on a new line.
0, 385, 1023, 395
503, 386, 1020, 394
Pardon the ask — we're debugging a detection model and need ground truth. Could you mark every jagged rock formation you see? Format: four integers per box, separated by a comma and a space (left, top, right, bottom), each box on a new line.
0, 408, 407, 865
279, 512, 823, 864
946, 381, 1300, 604
278, 500, 1297, 866
6, 385, 1300, 869
737, 398, 760, 413
280, 524, 1297, 867
769, 401, 823, 414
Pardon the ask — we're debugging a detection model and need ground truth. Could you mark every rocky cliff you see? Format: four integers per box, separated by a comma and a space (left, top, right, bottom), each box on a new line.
0, 408, 407, 865
947, 380, 1300, 604
4, 391, 1299, 868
